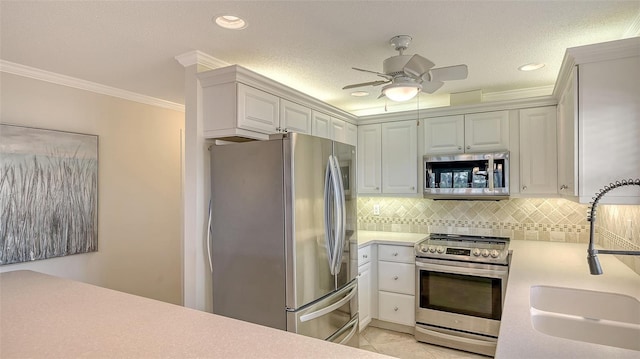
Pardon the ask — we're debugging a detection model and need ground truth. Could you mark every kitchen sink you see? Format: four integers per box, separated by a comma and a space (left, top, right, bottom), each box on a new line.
529, 285, 640, 351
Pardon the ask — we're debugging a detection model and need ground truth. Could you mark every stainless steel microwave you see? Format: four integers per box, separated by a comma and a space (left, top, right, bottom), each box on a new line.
423, 152, 510, 200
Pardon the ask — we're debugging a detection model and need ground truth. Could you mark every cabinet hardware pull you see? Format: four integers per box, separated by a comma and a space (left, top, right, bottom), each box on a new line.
393, 276, 398, 280
466, 145, 471, 149
394, 307, 399, 311
362, 254, 368, 259
458, 146, 462, 150
522, 185, 527, 191
560, 184, 568, 190
392, 253, 398, 256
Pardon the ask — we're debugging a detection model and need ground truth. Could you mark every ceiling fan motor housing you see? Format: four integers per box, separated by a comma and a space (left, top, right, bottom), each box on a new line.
383, 55, 414, 76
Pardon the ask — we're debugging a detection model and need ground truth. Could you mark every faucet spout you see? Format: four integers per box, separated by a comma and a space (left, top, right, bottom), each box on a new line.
587, 178, 640, 275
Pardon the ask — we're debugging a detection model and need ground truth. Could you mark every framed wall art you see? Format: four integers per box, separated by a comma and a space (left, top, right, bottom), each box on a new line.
0, 124, 98, 265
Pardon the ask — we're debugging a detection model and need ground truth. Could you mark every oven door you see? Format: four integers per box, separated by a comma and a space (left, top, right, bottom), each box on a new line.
415, 259, 508, 337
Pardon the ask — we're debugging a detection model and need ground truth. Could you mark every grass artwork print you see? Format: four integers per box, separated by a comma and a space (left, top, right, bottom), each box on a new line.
0, 124, 98, 265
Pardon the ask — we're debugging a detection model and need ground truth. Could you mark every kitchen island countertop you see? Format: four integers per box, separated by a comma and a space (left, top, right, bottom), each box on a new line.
0, 270, 390, 359
496, 240, 640, 358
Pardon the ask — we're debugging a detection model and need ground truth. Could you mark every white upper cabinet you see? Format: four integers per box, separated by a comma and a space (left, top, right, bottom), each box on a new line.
330, 118, 347, 143
554, 38, 640, 204
382, 122, 418, 194
311, 111, 331, 139
464, 111, 510, 153
198, 66, 357, 141
423, 111, 509, 155
557, 69, 577, 197
280, 99, 311, 134
519, 106, 558, 195
237, 84, 280, 134
423, 115, 464, 154
357, 124, 382, 194
358, 121, 417, 195
345, 122, 358, 147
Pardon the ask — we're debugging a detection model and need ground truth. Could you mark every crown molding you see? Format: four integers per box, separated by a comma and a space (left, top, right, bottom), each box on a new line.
553, 37, 640, 98
174, 50, 229, 70
0, 60, 185, 112
482, 85, 554, 103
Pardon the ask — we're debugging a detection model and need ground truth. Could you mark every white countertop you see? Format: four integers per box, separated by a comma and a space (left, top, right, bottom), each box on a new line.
0, 270, 389, 359
496, 240, 640, 358
357, 230, 427, 247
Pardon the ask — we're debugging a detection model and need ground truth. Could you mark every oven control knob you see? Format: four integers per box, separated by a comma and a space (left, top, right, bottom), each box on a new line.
428, 246, 436, 253
436, 246, 445, 254
481, 249, 490, 257
472, 248, 481, 256
419, 245, 428, 253
490, 250, 500, 258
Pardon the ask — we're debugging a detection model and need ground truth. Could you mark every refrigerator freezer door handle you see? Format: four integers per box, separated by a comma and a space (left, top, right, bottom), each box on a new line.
327, 315, 359, 345
299, 285, 357, 323
324, 156, 335, 275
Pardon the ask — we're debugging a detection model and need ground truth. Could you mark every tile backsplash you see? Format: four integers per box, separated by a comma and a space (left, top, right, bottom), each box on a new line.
357, 197, 640, 274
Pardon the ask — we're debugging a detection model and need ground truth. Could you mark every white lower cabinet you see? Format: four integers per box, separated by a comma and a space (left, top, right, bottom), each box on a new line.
357, 261, 372, 331
377, 244, 415, 327
378, 291, 415, 326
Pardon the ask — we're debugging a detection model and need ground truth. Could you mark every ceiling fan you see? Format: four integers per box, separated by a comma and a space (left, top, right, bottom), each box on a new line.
343, 35, 468, 102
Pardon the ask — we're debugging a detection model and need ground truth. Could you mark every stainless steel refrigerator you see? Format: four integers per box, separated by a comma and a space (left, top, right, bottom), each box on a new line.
209, 133, 358, 347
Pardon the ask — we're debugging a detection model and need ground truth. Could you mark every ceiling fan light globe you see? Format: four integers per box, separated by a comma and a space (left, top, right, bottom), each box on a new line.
382, 83, 421, 102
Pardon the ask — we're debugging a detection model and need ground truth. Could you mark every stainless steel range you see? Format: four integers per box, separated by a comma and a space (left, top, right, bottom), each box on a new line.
414, 233, 510, 357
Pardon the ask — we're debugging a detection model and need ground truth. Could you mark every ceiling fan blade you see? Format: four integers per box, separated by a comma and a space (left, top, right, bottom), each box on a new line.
342, 80, 390, 90
421, 81, 444, 94
429, 64, 468, 82
403, 54, 435, 79
352, 67, 393, 79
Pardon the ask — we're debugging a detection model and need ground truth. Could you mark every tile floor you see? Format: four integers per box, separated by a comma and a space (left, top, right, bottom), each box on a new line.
359, 326, 489, 359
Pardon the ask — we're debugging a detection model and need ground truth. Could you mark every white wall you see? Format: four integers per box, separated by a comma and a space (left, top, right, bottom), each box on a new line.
0, 72, 184, 305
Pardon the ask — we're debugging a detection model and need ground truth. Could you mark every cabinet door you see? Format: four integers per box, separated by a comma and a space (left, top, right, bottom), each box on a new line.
330, 118, 347, 143
357, 124, 382, 193
357, 262, 372, 331
423, 115, 464, 154
311, 111, 331, 139
519, 107, 558, 194
378, 291, 415, 326
464, 111, 509, 152
345, 122, 358, 147
557, 68, 577, 197
237, 83, 280, 134
378, 261, 414, 295
381, 121, 417, 194
280, 99, 311, 134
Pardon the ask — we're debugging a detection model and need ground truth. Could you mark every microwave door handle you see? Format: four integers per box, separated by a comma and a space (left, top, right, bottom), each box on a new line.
488, 155, 495, 191
324, 156, 335, 275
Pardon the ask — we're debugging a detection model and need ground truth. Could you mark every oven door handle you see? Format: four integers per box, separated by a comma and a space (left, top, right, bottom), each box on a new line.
415, 325, 496, 348
416, 260, 508, 278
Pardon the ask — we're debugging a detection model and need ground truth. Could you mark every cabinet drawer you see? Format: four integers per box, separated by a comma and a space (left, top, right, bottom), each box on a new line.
378, 245, 414, 263
378, 291, 415, 326
358, 245, 372, 265
378, 261, 415, 294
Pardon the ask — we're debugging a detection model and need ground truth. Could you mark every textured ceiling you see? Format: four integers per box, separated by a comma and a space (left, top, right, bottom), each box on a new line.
1, 1, 638, 116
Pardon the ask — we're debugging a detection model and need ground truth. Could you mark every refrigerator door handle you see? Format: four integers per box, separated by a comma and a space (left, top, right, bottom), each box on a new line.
331, 155, 347, 275
299, 284, 357, 323
328, 155, 344, 275
324, 156, 335, 275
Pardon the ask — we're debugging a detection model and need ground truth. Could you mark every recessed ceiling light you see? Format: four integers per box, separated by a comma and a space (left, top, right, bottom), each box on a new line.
351, 91, 370, 97
518, 63, 545, 71
214, 15, 247, 30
